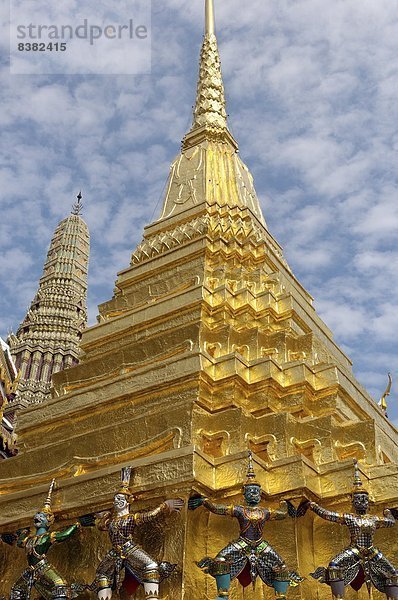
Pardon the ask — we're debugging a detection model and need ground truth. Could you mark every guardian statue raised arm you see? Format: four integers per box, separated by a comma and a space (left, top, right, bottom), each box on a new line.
1, 479, 89, 600
188, 451, 302, 600
92, 466, 184, 600
306, 459, 398, 599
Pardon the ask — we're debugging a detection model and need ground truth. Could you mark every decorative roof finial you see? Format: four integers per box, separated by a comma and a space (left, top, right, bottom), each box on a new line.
205, 0, 215, 35
72, 191, 83, 216
379, 372, 392, 416
190, 0, 228, 132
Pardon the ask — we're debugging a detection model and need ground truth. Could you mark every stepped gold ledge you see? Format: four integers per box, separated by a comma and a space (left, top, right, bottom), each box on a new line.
194, 410, 392, 468
193, 449, 320, 496
368, 463, 398, 502
39, 349, 393, 457
129, 217, 272, 270
34, 353, 201, 424
200, 303, 349, 372
137, 213, 283, 273
9, 400, 194, 477
93, 265, 349, 378
40, 342, 393, 449
0, 446, 195, 527
3, 338, 394, 496
116, 235, 311, 322
0, 429, 184, 496
104, 271, 315, 344
193, 450, 398, 503
110, 247, 206, 296
198, 352, 398, 435
91, 293, 311, 361
6, 451, 382, 527
84, 287, 204, 348
16, 350, 352, 436
138, 213, 273, 265
10, 406, 191, 485
182, 125, 238, 151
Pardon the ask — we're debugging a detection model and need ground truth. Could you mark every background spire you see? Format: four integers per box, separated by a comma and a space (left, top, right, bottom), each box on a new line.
8, 200, 90, 405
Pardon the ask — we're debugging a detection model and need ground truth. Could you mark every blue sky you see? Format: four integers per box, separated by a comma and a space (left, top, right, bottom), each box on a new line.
1, 0, 398, 419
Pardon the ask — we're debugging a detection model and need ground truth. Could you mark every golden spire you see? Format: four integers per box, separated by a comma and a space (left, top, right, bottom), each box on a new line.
190, 0, 228, 132
205, 0, 215, 35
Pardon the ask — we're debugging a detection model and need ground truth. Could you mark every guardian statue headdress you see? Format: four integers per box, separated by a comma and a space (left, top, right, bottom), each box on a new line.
116, 466, 133, 498
352, 459, 368, 496
39, 478, 56, 524
242, 450, 261, 489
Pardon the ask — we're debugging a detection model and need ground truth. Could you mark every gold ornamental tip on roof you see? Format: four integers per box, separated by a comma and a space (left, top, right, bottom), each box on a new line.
379, 372, 392, 414
352, 459, 368, 495
190, 0, 228, 132
205, 0, 215, 35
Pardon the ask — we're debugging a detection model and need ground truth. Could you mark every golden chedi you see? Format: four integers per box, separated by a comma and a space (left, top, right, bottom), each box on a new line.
1, 1, 398, 599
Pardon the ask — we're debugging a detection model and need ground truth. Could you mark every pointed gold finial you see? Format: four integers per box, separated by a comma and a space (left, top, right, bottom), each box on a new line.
184, 0, 234, 147
379, 372, 392, 415
183, 0, 238, 149
205, 0, 215, 35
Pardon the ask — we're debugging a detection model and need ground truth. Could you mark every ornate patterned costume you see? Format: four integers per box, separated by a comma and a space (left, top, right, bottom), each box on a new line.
3, 479, 86, 600
10, 524, 83, 600
94, 504, 176, 594
309, 460, 398, 599
310, 503, 398, 593
199, 499, 302, 589
191, 451, 302, 599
